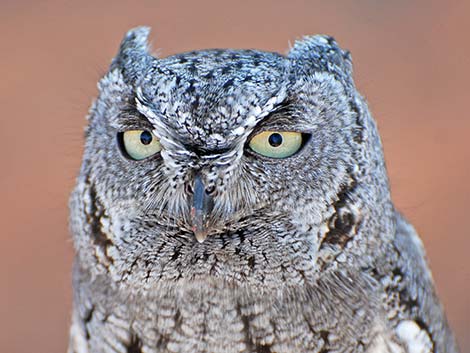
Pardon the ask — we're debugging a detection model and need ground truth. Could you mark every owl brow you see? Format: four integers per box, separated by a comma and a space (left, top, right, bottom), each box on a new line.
110, 105, 154, 131
249, 100, 307, 132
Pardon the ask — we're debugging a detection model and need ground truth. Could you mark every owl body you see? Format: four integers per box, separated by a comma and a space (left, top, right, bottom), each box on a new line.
68, 28, 458, 353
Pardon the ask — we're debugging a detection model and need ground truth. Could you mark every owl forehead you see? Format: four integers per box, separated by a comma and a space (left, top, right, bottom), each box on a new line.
137, 50, 288, 150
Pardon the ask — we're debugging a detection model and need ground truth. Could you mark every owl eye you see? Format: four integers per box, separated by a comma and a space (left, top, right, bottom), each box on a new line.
248, 131, 303, 158
119, 130, 162, 160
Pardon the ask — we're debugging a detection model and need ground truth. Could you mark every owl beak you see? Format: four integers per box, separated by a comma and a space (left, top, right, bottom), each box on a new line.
190, 174, 214, 243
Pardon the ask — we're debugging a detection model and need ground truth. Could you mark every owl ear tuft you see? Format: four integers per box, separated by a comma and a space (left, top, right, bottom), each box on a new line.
288, 35, 353, 83
111, 26, 156, 85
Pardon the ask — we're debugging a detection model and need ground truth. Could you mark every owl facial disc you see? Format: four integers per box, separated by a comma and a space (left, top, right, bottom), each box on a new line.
190, 173, 214, 243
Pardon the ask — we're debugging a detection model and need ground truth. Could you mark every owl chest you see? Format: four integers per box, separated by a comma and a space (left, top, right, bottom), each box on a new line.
73, 276, 413, 353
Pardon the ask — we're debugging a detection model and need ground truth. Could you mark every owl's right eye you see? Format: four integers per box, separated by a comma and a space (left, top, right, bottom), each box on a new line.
118, 130, 162, 160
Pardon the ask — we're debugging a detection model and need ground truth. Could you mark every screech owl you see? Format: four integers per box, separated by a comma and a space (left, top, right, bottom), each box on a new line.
68, 27, 459, 353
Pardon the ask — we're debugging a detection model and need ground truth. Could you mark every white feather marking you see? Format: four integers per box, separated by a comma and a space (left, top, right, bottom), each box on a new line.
232, 126, 245, 136
68, 315, 89, 353
395, 320, 433, 353
367, 334, 403, 353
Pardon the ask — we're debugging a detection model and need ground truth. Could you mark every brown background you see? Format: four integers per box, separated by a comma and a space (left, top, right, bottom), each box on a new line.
1, 0, 468, 352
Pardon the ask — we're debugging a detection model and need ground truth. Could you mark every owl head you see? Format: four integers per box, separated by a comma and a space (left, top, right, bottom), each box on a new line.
71, 27, 393, 287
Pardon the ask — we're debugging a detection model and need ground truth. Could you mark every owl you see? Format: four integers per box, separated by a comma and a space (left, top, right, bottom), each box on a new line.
68, 27, 459, 353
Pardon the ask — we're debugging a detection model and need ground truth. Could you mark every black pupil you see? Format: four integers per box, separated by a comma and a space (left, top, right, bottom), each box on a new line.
140, 131, 153, 145
268, 133, 283, 147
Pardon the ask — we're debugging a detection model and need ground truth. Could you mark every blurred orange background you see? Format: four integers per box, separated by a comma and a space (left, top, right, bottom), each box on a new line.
1, 1, 468, 352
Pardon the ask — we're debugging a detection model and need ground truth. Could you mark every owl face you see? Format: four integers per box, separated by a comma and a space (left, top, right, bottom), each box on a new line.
73, 28, 391, 285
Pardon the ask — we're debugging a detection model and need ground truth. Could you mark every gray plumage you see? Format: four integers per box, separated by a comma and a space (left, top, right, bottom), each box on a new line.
68, 27, 458, 353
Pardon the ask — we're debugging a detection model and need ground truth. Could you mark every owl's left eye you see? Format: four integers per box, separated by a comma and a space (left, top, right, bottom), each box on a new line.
248, 131, 304, 158
119, 130, 162, 160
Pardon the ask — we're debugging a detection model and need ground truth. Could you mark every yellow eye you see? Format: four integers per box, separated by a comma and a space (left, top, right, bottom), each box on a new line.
121, 130, 162, 160
248, 131, 303, 158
